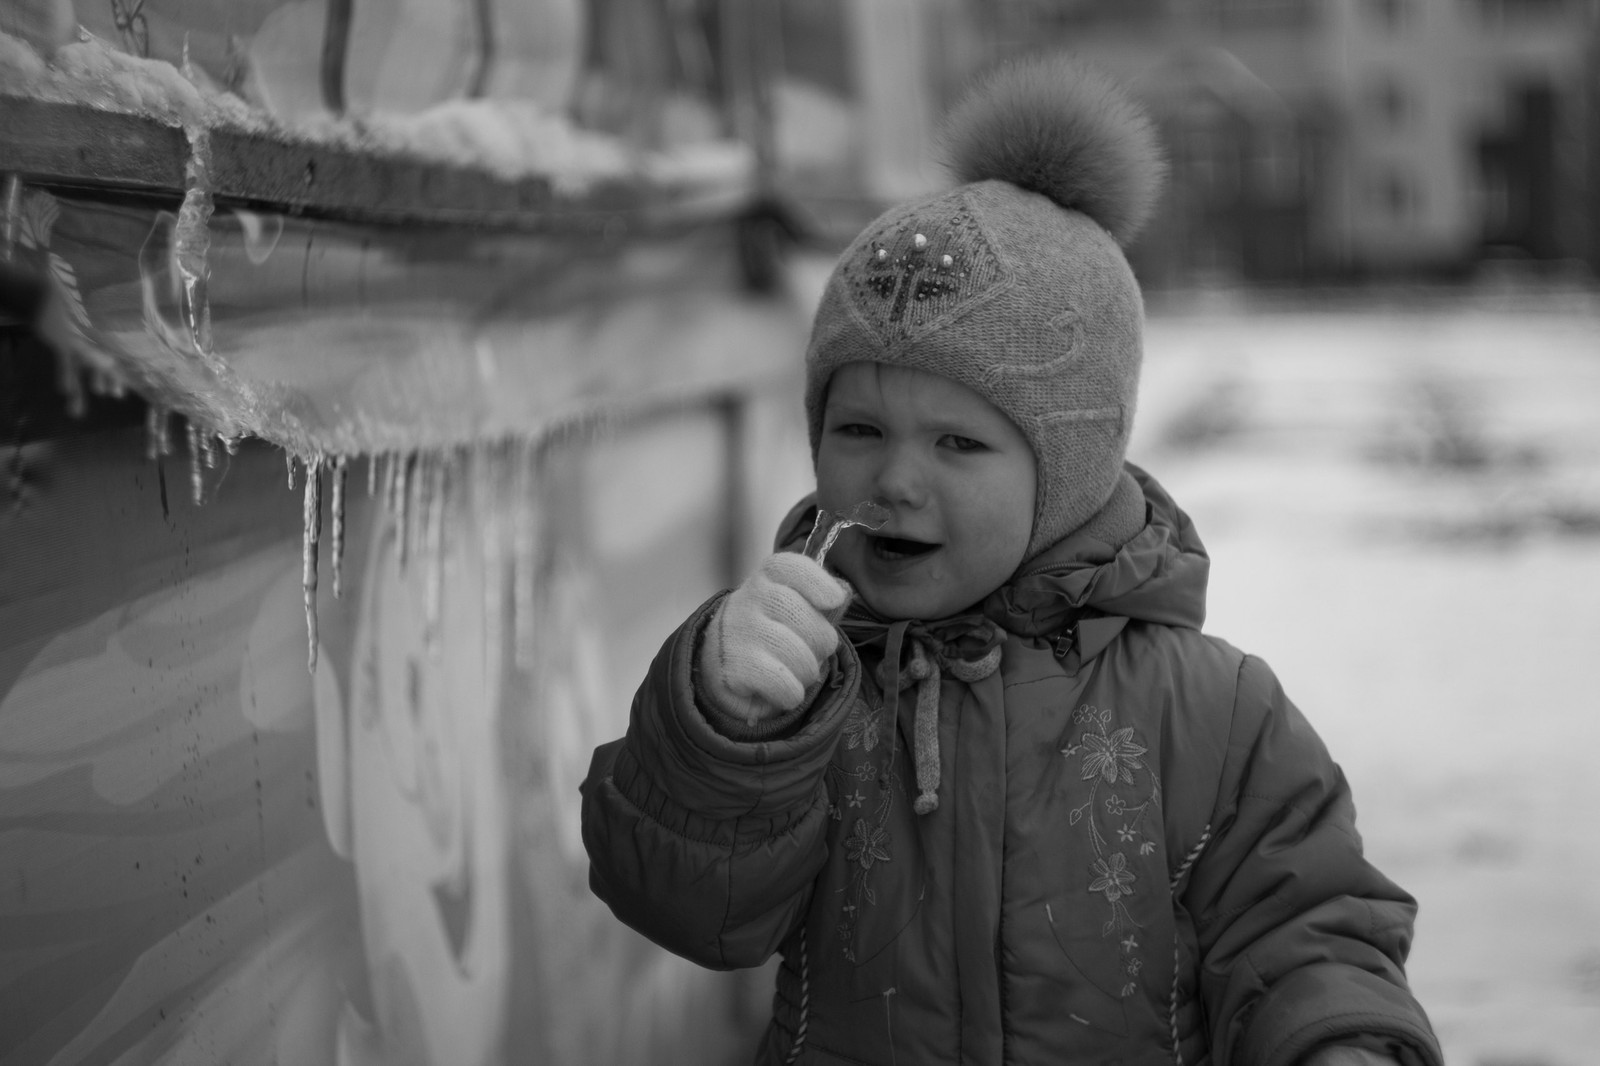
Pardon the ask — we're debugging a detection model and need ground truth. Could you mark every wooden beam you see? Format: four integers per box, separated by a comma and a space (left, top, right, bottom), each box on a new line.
0, 97, 186, 195
0, 96, 750, 231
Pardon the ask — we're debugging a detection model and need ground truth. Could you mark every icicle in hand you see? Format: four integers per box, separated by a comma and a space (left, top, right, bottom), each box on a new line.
805, 500, 890, 567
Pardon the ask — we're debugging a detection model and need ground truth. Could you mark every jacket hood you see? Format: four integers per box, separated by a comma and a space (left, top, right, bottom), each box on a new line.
773, 463, 1209, 642
985, 463, 1209, 639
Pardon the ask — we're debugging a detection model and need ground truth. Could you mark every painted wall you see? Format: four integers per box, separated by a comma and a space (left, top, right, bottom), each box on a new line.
1, 0, 811, 1058
0, 381, 801, 1064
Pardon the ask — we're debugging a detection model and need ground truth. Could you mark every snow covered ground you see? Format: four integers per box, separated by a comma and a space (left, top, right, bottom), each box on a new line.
1132, 291, 1600, 1066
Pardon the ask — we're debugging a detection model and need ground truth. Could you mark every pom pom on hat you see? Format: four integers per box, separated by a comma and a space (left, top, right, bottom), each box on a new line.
941, 55, 1166, 246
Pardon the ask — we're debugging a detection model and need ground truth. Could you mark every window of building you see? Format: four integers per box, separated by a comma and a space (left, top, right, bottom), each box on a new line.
1372, 167, 1421, 219
1211, 0, 1316, 26
1474, 0, 1570, 23
1370, 76, 1410, 128
1365, 0, 1411, 30
1253, 129, 1301, 199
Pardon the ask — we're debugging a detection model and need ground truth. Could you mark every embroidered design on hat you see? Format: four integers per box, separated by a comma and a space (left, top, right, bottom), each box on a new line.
863, 236, 960, 323
979, 309, 1084, 387
842, 209, 1003, 340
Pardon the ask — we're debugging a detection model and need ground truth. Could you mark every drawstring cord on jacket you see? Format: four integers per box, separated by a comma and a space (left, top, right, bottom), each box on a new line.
844, 614, 1003, 815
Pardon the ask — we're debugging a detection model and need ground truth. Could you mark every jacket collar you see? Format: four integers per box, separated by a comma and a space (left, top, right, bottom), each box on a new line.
986, 464, 1209, 642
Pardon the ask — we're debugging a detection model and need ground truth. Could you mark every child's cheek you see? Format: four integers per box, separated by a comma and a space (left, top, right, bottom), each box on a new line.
812, 466, 847, 515
825, 526, 867, 587
813, 439, 875, 513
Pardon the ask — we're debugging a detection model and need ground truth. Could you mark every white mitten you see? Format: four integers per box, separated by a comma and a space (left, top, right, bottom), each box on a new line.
699, 552, 851, 726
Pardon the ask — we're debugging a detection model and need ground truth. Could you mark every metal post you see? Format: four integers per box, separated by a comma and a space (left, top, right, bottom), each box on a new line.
321, 0, 353, 114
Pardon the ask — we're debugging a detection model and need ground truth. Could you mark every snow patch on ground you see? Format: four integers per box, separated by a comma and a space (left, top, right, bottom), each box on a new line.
1134, 298, 1600, 1066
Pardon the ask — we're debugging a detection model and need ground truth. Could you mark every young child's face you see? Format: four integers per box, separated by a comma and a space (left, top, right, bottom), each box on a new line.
816, 362, 1036, 620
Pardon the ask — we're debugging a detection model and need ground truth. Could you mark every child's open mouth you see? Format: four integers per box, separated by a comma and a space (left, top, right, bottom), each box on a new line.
867, 533, 940, 562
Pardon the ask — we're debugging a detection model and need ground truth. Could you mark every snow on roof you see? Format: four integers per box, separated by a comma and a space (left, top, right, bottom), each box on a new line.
0, 29, 752, 198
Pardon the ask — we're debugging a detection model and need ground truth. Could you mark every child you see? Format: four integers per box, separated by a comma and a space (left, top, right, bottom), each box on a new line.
581, 56, 1442, 1066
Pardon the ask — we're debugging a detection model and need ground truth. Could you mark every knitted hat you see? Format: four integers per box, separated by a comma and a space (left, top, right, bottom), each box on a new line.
804, 56, 1166, 561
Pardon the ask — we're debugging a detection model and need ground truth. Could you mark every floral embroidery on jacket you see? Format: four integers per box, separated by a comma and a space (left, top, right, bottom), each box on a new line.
842, 701, 887, 752
827, 692, 904, 962
1089, 852, 1135, 902
1060, 703, 1162, 996
845, 819, 891, 871
1081, 726, 1148, 785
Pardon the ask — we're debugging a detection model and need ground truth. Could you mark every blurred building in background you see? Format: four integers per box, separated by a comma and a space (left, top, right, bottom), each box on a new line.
773, 0, 1600, 286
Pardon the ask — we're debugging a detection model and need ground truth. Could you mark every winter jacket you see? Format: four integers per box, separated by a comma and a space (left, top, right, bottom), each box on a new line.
581, 466, 1442, 1066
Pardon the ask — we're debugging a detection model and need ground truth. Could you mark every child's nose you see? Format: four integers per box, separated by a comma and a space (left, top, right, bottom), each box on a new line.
873, 444, 929, 509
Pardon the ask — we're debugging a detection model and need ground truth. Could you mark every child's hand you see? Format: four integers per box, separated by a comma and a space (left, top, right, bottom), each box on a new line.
699, 552, 852, 725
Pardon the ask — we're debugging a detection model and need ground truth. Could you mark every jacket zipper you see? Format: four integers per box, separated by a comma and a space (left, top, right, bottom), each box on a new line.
1009, 562, 1083, 662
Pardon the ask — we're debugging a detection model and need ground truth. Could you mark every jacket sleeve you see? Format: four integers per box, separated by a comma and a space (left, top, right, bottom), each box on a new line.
580, 591, 860, 970
1184, 654, 1443, 1066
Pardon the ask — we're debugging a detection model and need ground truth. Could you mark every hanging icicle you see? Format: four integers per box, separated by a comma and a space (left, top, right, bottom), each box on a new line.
423, 451, 447, 655
383, 451, 399, 516
145, 405, 168, 461
396, 451, 413, 571
2, 175, 21, 264
331, 454, 347, 599
513, 436, 539, 670
367, 452, 379, 498
201, 433, 218, 470
174, 127, 215, 356
420, 452, 438, 580
186, 419, 204, 505
286, 451, 298, 491
477, 442, 506, 686
302, 454, 324, 674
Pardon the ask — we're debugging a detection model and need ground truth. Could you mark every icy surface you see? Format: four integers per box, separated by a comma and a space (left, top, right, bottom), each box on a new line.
174, 127, 215, 357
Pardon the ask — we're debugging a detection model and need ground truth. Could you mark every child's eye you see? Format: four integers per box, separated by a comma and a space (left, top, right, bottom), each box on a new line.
832, 423, 880, 439
940, 434, 986, 453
